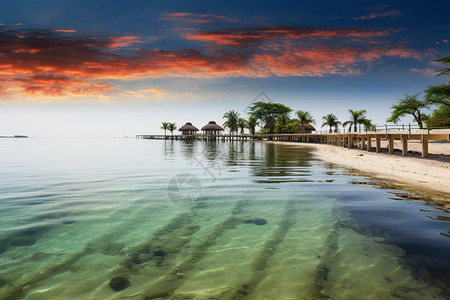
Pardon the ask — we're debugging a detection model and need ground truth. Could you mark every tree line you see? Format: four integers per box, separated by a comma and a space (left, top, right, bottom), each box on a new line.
222, 105, 373, 135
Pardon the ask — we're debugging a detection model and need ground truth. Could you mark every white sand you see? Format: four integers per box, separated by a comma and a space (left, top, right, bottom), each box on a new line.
268, 141, 450, 209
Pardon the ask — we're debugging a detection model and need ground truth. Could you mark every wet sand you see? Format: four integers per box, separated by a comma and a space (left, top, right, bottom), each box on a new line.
268, 140, 450, 209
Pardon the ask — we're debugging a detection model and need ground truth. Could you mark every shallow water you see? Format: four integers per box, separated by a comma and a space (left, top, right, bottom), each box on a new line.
0, 138, 449, 299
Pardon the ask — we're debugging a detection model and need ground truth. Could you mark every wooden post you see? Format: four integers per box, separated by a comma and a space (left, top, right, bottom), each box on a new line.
376, 138, 381, 153
361, 137, 366, 150
401, 134, 408, 157
422, 135, 428, 158
367, 137, 372, 152
388, 135, 394, 154
348, 136, 352, 149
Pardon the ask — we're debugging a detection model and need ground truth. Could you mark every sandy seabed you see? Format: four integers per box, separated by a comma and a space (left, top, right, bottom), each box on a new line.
268, 140, 450, 209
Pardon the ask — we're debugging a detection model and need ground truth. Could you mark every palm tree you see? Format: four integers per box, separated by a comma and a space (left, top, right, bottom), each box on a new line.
238, 118, 247, 135
223, 110, 240, 135
167, 123, 177, 136
296, 110, 315, 126
321, 113, 341, 133
343, 109, 368, 132
161, 122, 169, 137
296, 110, 315, 133
363, 119, 376, 132
246, 116, 258, 135
275, 114, 291, 133
286, 120, 299, 133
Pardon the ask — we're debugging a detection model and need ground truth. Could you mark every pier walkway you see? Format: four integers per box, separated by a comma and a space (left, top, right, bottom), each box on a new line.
136, 130, 450, 158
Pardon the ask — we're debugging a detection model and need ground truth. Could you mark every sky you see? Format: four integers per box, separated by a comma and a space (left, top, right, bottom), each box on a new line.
0, 0, 449, 137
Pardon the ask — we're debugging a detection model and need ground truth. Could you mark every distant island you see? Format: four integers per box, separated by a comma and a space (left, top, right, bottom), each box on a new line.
0, 135, 29, 138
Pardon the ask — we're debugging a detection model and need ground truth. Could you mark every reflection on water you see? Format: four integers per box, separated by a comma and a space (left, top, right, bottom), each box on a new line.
0, 138, 448, 299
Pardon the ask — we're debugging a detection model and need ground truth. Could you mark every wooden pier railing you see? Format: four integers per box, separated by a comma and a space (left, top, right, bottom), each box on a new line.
136, 130, 450, 158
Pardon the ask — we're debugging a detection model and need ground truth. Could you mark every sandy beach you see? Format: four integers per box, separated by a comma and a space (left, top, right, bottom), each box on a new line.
269, 140, 450, 209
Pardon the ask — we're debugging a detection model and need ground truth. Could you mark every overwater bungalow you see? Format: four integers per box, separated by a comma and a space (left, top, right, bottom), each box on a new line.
178, 122, 199, 136
201, 121, 224, 136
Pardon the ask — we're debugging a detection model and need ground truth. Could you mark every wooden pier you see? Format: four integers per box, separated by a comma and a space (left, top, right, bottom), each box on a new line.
136, 131, 450, 158
136, 134, 258, 141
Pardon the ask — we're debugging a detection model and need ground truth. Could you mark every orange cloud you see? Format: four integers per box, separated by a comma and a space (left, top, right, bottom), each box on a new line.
186, 27, 392, 46
109, 36, 141, 48
53, 29, 77, 33
0, 26, 421, 99
122, 88, 167, 98
139, 88, 166, 95
1, 74, 114, 98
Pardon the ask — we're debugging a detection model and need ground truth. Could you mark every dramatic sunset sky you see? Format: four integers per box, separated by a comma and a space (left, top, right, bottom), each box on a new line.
0, 0, 449, 136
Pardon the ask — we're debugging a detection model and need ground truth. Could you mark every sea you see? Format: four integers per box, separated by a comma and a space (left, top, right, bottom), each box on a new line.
0, 138, 449, 299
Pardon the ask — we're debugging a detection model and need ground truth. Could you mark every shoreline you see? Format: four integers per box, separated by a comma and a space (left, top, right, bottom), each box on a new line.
267, 141, 450, 209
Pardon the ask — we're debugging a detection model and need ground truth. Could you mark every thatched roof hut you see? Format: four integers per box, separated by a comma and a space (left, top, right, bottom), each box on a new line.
201, 121, 224, 135
297, 123, 316, 133
290, 119, 316, 133
178, 122, 199, 135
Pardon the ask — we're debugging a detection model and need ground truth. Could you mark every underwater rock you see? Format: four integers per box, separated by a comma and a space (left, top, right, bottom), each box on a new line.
154, 249, 166, 257
243, 218, 267, 225
11, 237, 36, 246
253, 218, 267, 225
317, 266, 330, 281
109, 276, 130, 292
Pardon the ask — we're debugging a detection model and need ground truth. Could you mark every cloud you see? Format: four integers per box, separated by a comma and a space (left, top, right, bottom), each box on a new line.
410, 68, 436, 77
139, 88, 166, 95
186, 27, 393, 46
353, 10, 402, 20
0, 25, 421, 100
109, 36, 142, 48
160, 12, 241, 24
122, 87, 167, 98
0, 74, 114, 98
52, 29, 77, 33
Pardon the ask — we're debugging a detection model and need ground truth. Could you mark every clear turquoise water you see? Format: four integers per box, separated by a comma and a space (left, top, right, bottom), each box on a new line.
0, 138, 449, 299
